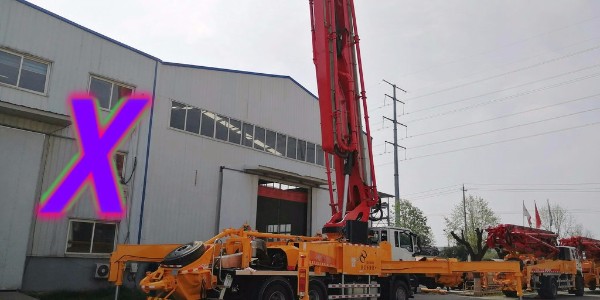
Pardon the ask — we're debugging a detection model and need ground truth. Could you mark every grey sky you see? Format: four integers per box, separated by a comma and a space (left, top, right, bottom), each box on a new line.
27, 0, 600, 245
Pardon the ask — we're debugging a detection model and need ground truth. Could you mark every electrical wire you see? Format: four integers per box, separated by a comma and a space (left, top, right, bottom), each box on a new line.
375, 120, 600, 165
406, 63, 600, 115
406, 72, 600, 123
409, 106, 600, 149
400, 93, 600, 139
404, 43, 600, 102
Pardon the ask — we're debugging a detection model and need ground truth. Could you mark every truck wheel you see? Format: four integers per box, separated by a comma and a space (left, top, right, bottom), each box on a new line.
575, 274, 585, 296
161, 241, 205, 267
390, 280, 409, 300
258, 276, 294, 300
502, 290, 518, 298
589, 280, 597, 291
308, 279, 327, 300
541, 276, 558, 299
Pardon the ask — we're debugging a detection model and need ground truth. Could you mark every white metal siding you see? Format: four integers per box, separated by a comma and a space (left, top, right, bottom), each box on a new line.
0, 126, 44, 289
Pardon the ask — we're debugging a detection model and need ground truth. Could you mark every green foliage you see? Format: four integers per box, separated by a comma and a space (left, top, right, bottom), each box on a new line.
444, 195, 499, 246
394, 199, 434, 246
439, 245, 468, 261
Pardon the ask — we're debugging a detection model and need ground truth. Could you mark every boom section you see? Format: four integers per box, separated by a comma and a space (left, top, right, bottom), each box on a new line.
486, 224, 559, 258
309, 0, 378, 234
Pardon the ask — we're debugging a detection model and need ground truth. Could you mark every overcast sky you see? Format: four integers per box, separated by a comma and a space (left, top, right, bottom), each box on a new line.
27, 0, 600, 246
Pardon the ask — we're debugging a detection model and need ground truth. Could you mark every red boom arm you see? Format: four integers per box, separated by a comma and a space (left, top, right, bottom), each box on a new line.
486, 224, 560, 258
560, 236, 600, 261
309, 0, 379, 234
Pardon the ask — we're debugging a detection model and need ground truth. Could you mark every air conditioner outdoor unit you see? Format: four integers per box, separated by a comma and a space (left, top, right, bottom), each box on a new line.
95, 263, 110, 279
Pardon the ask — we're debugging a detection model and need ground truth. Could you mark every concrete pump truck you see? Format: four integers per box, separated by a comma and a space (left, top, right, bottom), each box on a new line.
108, 1, 524, 299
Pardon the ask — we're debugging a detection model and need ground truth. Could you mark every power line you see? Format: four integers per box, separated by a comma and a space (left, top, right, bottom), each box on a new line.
401, 184, 462, 197
376, 120, 600, 165
406, 72, 600, 123
403, 43, 600, 102
394, 14, 600, 80
467, 182, 600, 186
409, 106, 600, 149
406, 63, 600, 115
401, 93, 600, 139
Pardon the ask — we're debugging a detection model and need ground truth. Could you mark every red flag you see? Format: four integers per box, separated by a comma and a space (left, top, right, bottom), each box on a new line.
534, 201, 542, 229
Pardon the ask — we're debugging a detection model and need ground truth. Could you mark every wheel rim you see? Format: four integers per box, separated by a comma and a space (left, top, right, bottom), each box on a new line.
268, 291, 286, 300
395, 287, 406, 300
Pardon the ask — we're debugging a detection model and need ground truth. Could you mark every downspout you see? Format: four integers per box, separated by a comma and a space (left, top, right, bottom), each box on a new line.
137, 60, 159, 244
215, 166, 225, 235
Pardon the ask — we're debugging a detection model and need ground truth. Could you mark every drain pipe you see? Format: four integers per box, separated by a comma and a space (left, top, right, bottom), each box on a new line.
215, 166, 225, 235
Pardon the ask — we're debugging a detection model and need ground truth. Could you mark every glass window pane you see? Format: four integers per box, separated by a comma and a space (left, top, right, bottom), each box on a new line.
297, 140, 307, 161
114, 153, 126, 178
200, 110, 216, 137
186, 107, 201, 134
0, 50, 20, 86
242, 123, 254, 147
265, 130, 277, 154
316, 145, 324, 166
169, 101, 186, 130
18, 58, 47, 92
91, 223, 116, 253
111, 85, 133, 109
66, 221, 93, 253
286, 137, 297, 159
276, 133, 287, 156
254, 126, 265, 151
306, 142, 316, 163
228, 118, 242, 144
90, 77, 112, 109
215, 115, 229, 141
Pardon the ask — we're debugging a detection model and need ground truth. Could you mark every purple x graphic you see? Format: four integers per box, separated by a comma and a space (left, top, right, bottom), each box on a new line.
38, 94, 151, 219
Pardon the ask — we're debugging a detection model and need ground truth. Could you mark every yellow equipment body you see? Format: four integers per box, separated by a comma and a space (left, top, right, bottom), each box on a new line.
109, 227, 523, 300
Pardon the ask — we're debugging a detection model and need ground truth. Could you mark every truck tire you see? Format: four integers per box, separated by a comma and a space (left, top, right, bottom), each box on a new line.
390, 280, 409, 300
575, 273, 585, 296
589, 280, 597, 291
308, 279, 327, 300
540, 276, 558, 299
502, 290, 518, 298
258, 276, 294, 300
161, 241, 205, 267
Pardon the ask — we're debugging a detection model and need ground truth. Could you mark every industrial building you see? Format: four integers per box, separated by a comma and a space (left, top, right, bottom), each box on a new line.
0, 0, 331, 291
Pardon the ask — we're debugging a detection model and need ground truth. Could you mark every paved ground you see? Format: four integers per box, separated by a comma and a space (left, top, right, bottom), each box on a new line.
415, 290, 600, 300
0, 292, 38, 300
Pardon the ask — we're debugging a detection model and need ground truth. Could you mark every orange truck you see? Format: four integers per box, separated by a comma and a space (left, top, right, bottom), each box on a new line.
487, 224, 584, 299
560, 236, 600, 291
108, 1, 524, 299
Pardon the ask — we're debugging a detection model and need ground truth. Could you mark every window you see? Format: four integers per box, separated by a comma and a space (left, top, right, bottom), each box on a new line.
267, 224, 291, 235
114, 152, 126, 180
242, 123, 254, 147
254, 126, 266, 151
89, 76, 133, 110
297, 139, 307, 161
394, 231, 400, 247
265, 130, 277, 154
170, 101, 186, 130
66, 220, 117, 254
306, 142, 316, 163
276, 133, 287, 156
287, 137, 297, 159
169, 101, 200, 133
200, 110, 215, 137
228, 118, 242, 144
400, 232, 413, 251
215, 114, 229, 141
316, 145, 324, 166
0, 49, 49, 93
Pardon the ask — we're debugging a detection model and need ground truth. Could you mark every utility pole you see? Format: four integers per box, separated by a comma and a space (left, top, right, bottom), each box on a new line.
382, 79, 406, 217
462, 184, 468, 234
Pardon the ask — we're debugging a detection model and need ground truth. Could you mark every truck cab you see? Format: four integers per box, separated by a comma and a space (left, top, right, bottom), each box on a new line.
369, 226, 419, 261
558, 246, 583, 272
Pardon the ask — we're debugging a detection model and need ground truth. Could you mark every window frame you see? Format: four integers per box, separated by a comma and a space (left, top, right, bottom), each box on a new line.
65, 219, 118, 256
88, 75, 135, 111
0, 48, 51, 95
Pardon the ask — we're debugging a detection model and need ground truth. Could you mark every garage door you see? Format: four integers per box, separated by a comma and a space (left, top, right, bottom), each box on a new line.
256, 181, 308, 236
0, 126, 44, 289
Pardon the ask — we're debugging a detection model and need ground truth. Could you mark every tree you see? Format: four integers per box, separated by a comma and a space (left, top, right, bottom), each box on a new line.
444, 195, 500, 261
394, 199, 435, 246
539, 202, 592, 239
